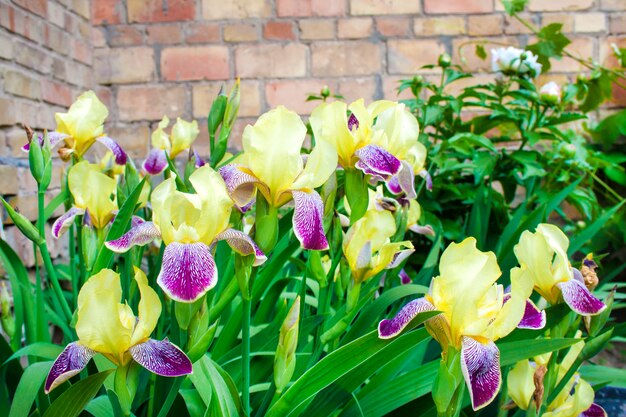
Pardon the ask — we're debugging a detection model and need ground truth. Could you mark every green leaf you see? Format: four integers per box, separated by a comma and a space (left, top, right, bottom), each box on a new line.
43, 370, 114, 417
44, 189, 68, 221
2, 343, 63, 366
448, 133, 497, 153
84, 396, 114, 417
475, 44, 487, 60
9, 361, 52, 417
502, 0, 528, 15
569, 201, 625, 255
580, 365, 626, 388
499, 338, 581, 366
189, 356, 241, 417
91, 177, 146, 274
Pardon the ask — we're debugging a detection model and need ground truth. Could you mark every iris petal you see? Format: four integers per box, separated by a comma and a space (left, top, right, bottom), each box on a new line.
460, 336, 501, 411
129, 338, 192, 377
291, 190, 329, 251
44, 342, 95, 394
378, 297, 436, 339
354, 145, 401, 179
518, 298, 546, 329
214, 228, 267, 266
557, 279, 606, 316
218, 164, 259, 209
157, 242, 217, 303
51, 207, 85, 239
143, 149, 168, 175
130, 267, 161, 346
105, 221, 161, 253
96, 136, 127, 165
581, 403, 608, 417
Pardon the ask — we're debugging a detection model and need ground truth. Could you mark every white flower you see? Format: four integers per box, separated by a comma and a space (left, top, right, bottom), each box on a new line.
491, 47, 542, 78
539, 81, 561, 103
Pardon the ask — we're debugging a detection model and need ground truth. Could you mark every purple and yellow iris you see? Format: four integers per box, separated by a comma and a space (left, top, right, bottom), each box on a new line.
106, 165, 266, 303
143, 116, 201, 175
514, 224, 606, 316
219, 106, 338, 251
45, 268, 192, 394
378, 238, 544, 410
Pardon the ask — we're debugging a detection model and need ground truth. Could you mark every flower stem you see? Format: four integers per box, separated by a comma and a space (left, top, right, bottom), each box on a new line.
242, 295, 252, 415
39, 242, 72, 322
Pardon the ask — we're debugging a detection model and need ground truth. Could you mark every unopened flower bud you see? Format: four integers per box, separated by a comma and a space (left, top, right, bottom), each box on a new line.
438, 53, 452, 68
1, 198, 44, 245
0, 282, 15, 339
207, 85, 227, 137
224, 79, 240, 129
539, 81, 561, 104
274, 297, 300, 394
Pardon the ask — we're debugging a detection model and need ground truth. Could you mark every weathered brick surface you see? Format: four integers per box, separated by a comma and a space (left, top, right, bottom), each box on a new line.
161, 46, 230, 81
388, 39, 446, 74
236, 44, 307, 78
117, 86, 187, 121
312, 41, 381, 76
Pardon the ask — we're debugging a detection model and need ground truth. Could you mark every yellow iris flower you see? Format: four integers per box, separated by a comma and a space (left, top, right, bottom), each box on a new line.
68, 160, 117, 229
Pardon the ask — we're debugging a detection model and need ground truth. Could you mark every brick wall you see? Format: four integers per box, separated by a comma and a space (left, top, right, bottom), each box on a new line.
1, 0, 626, 266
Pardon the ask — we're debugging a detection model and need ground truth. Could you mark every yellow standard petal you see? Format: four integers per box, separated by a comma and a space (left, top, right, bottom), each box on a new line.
309, 101, 355, 168
55, 91, 108, 157
151, 116, 171, 151
188, 165, 233, 244
170, 118, 200, 158
242, 106, 306, 204
372, 103, 420, 160
291, 139, 338, 191
507, 360, 535, 410
130, 267, 161, 346
76, 269, 133, 357
68, 161, 117, 229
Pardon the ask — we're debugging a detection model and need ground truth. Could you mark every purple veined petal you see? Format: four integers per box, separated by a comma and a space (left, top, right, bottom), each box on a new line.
503, 293, 546, 330
51, 207, 85, 239
131, 215, 146, 228
386, 175, 402, 194
22, 131, 69, 152
214, 228, 267, 266
347, 113, 359, 131
44, 342, 95, 394
573, 267, 585, 283
105, 221, 161, 253
354, 145, 402, 179
218, 164, 260, 209
143, 149, 168, 176
460, 336, 502, 411
157, 242, 217, 303
581, 403, 608, 417
96, 136, 128, 165
193, 149, 206, 168
386, 248, 415, 269
378, 297, 436, 339
291, 189, 329, 251
129, 338, 192, 377
399, 269, 411, 285
386, 161, 416, 199
418, 169, 433, 191
557, 278, 606, 316
239, 199, 255, 213
409, 224, 436, 236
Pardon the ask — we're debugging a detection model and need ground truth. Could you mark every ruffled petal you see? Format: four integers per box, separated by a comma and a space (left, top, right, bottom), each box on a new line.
557, 279, 606, 316
460, 336, 502, 411
581, 403, 608, 417
418, 169, 433, 191
290, 139, 338, 191
105, 221, 161, 253
157, 242, 217, 303
214, 228, 267, 266
129, 338, 192, 377
51, 207, 85, 239
143, 149, 168, 175
385, 247, 415, 269
96, 136, 127, 165
291, 190, 328, 251
130, 267, 161, 346
218, 164, 259, 208
354, 145, 401, 179
387, 160, 416, 198
378, 298, 436, 339
44, 342, 95, 394
518, 298, 546, 329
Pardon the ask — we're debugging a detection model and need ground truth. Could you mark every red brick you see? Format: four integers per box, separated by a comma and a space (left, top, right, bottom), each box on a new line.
299, 19, 335, 40
92, 0, 122, 25
128, 0, 195, 23
161, 46, 229, 81
106, 124, 151, 157
610, 15, 626, 34
71, 38, 92, 65
41, 80, 72, 107
529, 0, 593, 11
264, 21, 296, 40
186, 22, 221, 43
338, 18, 373, 39
203, 0, 271, 19
312, 41, 381, 76
351, 0, 420, 15
424, 0, 493, 14
224, 23, 258, 42
147, 24, 183, 44
468, 15, 503, 36
235, 44, 307, 78
12, 0, 46, 17
277, 0, 345, 17
336, 77, 377, 103
117, 86, 186, 121
265, 79, 333, 114
193, 81, 262, 118
95, 47, 155, 84
48, 2, 65, 27
602, 0, 626, 10
109, 25, 144, 46
376, 17, 411, 37
387, 39, 447, 74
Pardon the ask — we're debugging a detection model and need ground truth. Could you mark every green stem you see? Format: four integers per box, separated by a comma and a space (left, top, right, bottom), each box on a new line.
39, 243, 72, 322
114, 365, 132, 417
242, 296, 252, 415
69, 225, 78, 309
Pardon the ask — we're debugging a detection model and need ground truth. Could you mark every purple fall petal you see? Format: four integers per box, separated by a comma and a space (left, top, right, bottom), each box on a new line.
461, 336, 502, 411
193, 149, 206, 168
378, 297, 436, 339
581, 403, 608, 417
291, 190, 329, 251
418, 169, 433, 191
44, 342, 94, 394
557, 279, 606, 316
214, 228, 267, 266
386, 248, 415, 269
409, 224, 436, 236
347, 113, 359, 131
386, 175, 402, 194
218, 164, 259, 209
22, 131, 69, 152
354, 145, 402, 179
129, 338, 192, 377
399, 269, 411, 285
105, 221, 161, 253
51, 207, 85, 239
143, 149, 168, 175
518, 298, 546, 329
157, 242, 217, 302
387, 161, 416, 198
96, 136, 128, 165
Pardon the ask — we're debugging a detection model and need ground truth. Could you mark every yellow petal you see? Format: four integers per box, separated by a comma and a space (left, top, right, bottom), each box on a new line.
309, 101, 355, 167
130, 267, 161, 346
537, 224, 572, 284
242, 106, 306, 203
170, 118, 199, 158
151, 176, 178, 244
291, 139, 338, 191
151, 116, 171, 150
507, 360, 535, 410
55, 91, 108, 157
76, 269, 132, 355
365, 240, 413, 281
372, 103, 420, 160
407, 199, 421, 228
545, 378, 595, 417
188, 165, 233, 244
68, 161, 117, 229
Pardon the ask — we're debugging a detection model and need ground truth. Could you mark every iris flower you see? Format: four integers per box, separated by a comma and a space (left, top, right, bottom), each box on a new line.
143, 116, 200, 175
44, 268, 192, 394
309, 99, 429, 197
52, 161, 117, 238
508, 340, 607, 417
514, 224, 606, 316
23, 91, 127, 164
343, 209, 413, 284
219, 106, 338, 250
378, 238, 545, 410
106, 165, 266, 302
